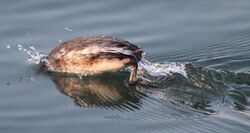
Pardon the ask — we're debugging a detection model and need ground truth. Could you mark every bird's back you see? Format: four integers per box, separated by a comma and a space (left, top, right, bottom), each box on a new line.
48, 36, 143, 61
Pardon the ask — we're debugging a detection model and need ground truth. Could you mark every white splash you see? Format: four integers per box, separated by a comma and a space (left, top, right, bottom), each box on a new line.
138, 58, 187, 78
18, 44, 23, 51
18, 44, 47, 64
64, 26, 72, 32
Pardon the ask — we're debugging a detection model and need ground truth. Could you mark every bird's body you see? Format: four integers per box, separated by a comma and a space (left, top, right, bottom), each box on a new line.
40, 36, 144, 84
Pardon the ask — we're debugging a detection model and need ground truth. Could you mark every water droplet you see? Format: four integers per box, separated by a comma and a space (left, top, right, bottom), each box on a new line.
78, 74, 83, 79
29, 45, 36, 51
64, 26, 72, 32
6, 44, 11, 49
28, 57, 32, 62
18, 44, 23, 51
58, 40, 62, 43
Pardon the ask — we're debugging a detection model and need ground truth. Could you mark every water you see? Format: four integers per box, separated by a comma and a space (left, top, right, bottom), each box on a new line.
1, 0, 250, 132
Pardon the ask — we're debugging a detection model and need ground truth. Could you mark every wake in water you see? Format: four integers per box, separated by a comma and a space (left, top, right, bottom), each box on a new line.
136, 56, 250, 89
136, 58, 250, 113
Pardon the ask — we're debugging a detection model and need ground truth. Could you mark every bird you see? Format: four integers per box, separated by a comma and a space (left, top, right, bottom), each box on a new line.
39, 36, 144, 84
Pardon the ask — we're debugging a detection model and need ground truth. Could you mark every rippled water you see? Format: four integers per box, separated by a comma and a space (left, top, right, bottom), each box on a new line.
1, 0, 250, 132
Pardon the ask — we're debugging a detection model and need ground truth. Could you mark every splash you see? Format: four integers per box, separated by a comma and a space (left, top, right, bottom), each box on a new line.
64, 26, 72, 32
18, 44, 47, 64
137, 58, 187, 81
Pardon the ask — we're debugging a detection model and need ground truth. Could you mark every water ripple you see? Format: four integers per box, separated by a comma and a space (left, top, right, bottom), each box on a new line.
2, 0, 250, 132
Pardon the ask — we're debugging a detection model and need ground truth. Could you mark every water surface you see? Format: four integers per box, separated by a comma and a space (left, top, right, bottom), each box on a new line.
1, 0, 250, 132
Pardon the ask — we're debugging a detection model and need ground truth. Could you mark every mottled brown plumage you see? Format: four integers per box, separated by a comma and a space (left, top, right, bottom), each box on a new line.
41, 36, 144, 84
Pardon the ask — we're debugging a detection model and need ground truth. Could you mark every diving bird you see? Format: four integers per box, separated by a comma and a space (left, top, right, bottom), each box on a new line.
39, 36, 144, 84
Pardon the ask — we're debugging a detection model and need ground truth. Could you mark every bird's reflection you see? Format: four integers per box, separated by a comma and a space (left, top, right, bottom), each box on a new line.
48, 69, 248, 113
49, 72, 143, 110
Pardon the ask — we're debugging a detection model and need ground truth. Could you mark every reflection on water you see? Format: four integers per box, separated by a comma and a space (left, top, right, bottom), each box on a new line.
50, 72, 143, 110
48, 63, 249, 114
2, 0, 250, 132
